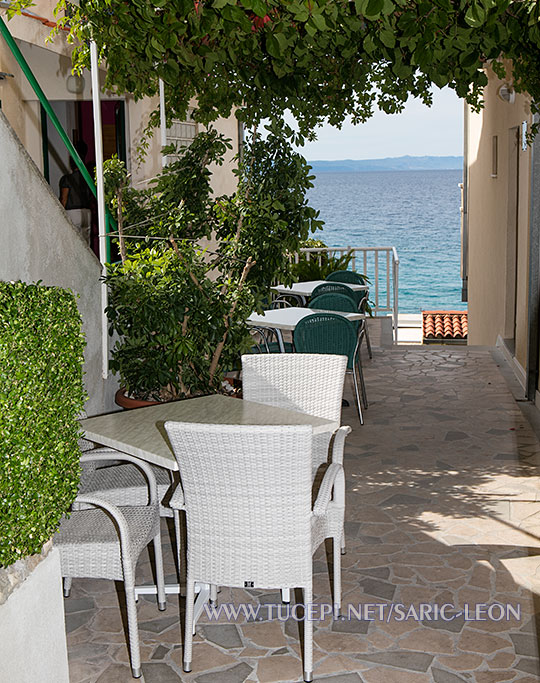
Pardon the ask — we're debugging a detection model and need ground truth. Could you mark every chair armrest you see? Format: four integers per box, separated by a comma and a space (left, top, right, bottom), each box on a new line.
72, 495, 135, 583
313, 463, 345, 515
80, 452, 158, 504
169, 483, 185, 510
329, 425, 351, 466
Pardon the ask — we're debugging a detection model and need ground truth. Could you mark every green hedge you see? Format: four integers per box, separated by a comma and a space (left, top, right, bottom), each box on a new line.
0, 281, 86, 567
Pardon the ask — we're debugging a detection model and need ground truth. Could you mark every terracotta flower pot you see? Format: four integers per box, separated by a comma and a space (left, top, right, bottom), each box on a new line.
115, 389, 161, 410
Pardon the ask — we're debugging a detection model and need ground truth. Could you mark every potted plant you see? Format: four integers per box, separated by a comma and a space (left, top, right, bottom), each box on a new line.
0, 280, 86, 681
104, 126, 322, 405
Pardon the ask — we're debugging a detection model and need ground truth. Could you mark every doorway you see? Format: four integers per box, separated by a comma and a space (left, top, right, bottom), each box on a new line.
43, 100, 126, 256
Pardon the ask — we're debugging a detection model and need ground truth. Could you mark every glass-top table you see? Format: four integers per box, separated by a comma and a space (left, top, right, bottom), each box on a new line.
80, 393, 338, 472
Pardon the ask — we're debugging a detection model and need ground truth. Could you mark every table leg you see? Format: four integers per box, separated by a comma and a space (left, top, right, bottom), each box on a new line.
275, 329, 286, 353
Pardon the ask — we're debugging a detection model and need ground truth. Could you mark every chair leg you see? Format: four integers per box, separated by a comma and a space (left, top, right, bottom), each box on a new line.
356, 355, 369, 409
63, 576, 72, 598
183, 578, 195, 672
210, 584, 218, 604
333, 536, 342, 617
153, 533, 167, 611
340, 530, 346, 555
350, 368, 364, 425
173, 509, 185, 592
281, 588, 291, 604
303, 584, 313, 682
364, 320, 373, 359
124, 584, 142, 678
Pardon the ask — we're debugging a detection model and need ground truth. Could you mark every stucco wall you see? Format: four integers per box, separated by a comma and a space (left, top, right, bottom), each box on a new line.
0, 547, 69, 683
0, 111, 117, 416
466, 65, 532, 375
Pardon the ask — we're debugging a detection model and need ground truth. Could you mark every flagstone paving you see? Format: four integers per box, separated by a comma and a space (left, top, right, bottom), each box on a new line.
66, 346, 540, 682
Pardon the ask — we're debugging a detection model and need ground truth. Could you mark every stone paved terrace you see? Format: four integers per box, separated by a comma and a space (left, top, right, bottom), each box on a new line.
66, 346, 540, 682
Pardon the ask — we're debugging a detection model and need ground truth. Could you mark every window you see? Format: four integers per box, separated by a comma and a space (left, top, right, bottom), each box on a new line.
165, 109, 197, 163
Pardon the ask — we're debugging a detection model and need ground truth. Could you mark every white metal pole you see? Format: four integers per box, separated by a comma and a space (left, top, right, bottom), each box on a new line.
159, 78, 167, 168
90, 40, 109, 379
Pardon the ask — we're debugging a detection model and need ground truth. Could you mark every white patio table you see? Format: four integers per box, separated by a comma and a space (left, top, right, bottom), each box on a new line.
79, 394, 338, 619
272, 279, 368, 305
247, 306, 365, 353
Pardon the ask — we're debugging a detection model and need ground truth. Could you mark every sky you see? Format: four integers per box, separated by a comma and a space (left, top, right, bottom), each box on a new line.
290, 87, 464, 161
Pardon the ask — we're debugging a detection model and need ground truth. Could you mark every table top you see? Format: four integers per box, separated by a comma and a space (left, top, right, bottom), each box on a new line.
273, 280, 369, 297
247, 306, 364, 331
80, 394, 338, 471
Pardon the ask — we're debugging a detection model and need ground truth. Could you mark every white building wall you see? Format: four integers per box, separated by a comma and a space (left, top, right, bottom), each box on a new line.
0, 111, 117, 416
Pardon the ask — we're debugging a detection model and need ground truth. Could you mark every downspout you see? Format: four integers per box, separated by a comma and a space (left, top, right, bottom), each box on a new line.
159, 78, 167, 168
461, 101, 469, 303
90, 41, 109, 380
526, 114, 540, 400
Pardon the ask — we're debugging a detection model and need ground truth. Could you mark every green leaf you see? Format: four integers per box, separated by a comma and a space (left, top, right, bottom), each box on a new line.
465, 3, 487, 28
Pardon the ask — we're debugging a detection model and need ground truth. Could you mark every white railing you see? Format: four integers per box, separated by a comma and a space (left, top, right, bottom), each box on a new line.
295, 246, 400, 342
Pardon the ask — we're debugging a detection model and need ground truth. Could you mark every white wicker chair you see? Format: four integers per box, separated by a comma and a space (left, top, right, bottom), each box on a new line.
77, 441, 183, 576
54, 452, 166, 679
241, 353, 347, 474
164, 421, 347, 683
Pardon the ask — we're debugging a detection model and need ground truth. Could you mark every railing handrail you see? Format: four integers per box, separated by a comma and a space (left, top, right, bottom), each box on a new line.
0, 14, 116, 257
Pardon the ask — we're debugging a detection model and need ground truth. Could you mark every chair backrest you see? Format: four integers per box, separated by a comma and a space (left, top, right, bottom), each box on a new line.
293, 313, 357, 370
327, 270, 367, 285
310, 293, 358, 314
164, 422, 314, 588
311, 282, 356, 301
241, 352, 346, 422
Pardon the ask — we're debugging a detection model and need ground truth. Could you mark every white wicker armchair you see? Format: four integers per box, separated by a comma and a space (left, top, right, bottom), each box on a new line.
241, 353, 347, 474
54, 452, 167, 679
77, 441, 183, 577
164, 421, 348, 683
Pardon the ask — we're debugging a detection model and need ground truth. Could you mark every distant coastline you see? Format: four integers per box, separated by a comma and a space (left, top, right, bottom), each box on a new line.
307, 155, 463, 174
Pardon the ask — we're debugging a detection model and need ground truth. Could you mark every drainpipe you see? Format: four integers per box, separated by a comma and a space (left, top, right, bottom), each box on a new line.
461, 101, 469, 303
526, 114, 540, 401
90, 41, 109, 380
159, 78, 167, 168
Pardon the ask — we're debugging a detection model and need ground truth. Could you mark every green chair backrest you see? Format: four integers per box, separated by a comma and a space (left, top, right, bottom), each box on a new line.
310, 293, 357, 313
311, 282, 357, 302
294, 313, 357, 370
310, 293, 359, 333
327, 270, 367, 285
312, 281, 364, 308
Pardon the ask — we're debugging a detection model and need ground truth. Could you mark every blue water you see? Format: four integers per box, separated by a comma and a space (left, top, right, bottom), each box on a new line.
306, 169, 465, 314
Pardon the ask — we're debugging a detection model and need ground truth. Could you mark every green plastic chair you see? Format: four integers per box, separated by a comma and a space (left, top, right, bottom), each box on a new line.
327, 270, 367, 285
309, 294, 367, 409
293, 312, 366, 424
249, 326, 294, 354
325, 273, 372, 359
311, 282, 358, 305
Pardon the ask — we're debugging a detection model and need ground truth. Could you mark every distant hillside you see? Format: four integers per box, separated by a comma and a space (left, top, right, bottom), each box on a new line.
307, 155, 463, 173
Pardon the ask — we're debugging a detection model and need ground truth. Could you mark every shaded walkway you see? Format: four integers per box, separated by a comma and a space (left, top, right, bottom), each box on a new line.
67, 347, 540, 682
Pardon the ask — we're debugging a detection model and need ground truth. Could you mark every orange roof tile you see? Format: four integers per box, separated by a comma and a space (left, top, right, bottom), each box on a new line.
422, 311, 468, 343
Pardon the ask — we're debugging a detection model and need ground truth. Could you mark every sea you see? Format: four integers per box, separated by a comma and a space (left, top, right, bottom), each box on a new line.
305, 169, 465, 315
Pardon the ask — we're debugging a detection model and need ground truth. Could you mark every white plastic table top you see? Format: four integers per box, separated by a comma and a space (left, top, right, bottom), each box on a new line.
272, 280, 368, 298
80, 394, 338, 471
247, 306, 364, 332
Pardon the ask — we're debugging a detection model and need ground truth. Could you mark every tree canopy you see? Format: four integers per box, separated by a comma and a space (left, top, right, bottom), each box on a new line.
15, 1, 540, 137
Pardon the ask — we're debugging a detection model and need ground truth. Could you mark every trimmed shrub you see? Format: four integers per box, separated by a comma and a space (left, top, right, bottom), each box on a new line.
0, 281, 86, 567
